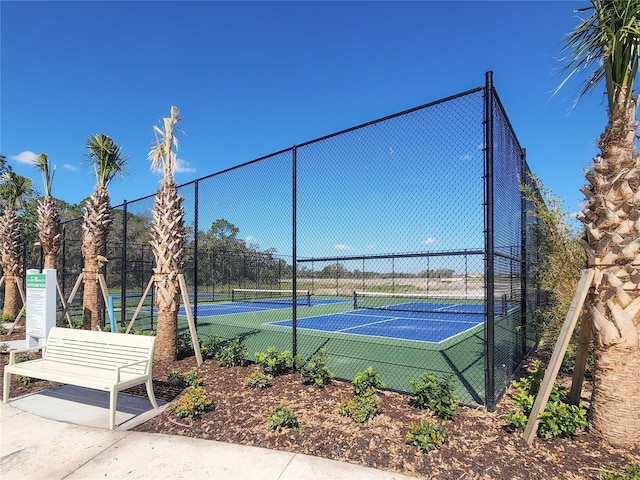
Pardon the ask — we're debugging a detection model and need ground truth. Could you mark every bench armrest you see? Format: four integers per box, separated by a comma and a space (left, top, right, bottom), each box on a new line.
8, 345, 46, 365
114, 358, 150, 382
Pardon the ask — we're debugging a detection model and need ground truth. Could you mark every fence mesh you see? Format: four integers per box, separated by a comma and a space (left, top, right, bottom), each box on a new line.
42, 73, 540, 408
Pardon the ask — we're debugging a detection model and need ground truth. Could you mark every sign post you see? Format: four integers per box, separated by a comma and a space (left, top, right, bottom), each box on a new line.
25, 269, 57, 348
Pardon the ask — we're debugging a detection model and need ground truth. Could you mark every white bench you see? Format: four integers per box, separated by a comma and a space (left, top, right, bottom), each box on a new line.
3, 327, 159, 430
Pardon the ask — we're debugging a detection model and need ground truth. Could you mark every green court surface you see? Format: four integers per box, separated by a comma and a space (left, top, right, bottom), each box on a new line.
122, 296, 524, 405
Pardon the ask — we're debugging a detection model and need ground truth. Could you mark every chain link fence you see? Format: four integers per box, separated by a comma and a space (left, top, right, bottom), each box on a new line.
47, 72, 540, 408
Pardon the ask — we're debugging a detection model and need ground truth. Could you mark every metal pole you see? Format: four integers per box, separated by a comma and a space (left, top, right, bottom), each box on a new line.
484, 71, 496, 410
292, 146, 298, 358
520, 150, 528, 357
121, 200, 128, 328
193, 180, 199, 327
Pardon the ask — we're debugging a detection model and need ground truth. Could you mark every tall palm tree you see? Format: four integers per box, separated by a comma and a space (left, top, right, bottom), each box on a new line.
148, 106, 186, 362
0, 171, 32, 319
82, 134, 128, 330
34, 154, 61, 269
557, 0, 640, 447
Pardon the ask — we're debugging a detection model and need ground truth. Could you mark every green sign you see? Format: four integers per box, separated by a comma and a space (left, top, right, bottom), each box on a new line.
26, 274, 47, 289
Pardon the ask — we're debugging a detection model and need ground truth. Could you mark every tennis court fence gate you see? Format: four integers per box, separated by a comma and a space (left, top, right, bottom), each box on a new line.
46, 71, 542, 409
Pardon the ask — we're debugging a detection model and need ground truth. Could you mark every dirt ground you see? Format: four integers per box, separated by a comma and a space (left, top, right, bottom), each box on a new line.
2, 328, 639, 480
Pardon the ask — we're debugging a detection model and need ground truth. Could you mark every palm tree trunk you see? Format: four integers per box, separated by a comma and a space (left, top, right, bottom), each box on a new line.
150, 179, 185, 362
1, 210, 24, 320
581, 95, 640, 448
81, 186, 110, 330
2, 269, 21, 319
37, 195, 61, 270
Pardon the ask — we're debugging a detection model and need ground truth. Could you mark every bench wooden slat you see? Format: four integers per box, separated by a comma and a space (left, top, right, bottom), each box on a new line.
3, 327, 159, 430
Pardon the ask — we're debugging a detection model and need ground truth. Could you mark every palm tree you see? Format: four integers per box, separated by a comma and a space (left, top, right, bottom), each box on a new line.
34, 154, 61, 269
148, 106, 186, 362
82, 134, 128, 330
557, 0, 640, 447
0, 171, 32, 320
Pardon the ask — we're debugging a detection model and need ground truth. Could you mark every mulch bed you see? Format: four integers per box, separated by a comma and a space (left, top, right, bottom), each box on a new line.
2, 328, 638, 479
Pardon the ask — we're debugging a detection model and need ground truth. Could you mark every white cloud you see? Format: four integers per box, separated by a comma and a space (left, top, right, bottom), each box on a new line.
176, 158, 196, 173
367, 244, 376, 250
334, 244, 354, 251
10, 151, 39, 165
244, 236, 256, 244
62, 164, 77, 171
421, 237, 437, 245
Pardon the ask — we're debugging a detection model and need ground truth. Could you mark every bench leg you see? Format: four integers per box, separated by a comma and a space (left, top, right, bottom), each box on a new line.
109, 389, 117, 430
146, 378, 159, 409
3, 371, 11, 403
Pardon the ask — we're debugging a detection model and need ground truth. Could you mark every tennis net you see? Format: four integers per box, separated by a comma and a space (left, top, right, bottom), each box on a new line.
231, 288, 312, 307
353, 291, 486, 315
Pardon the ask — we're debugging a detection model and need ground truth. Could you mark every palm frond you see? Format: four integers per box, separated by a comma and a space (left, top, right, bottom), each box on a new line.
0, 171, 33, 211
34, 153, 55, 197
85, 133, 129, 187
148, 106, 182, 179
555, 0, 640, 113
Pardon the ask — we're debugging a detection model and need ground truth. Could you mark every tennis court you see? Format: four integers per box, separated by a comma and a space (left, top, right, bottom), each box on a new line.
268, 294, 515, 344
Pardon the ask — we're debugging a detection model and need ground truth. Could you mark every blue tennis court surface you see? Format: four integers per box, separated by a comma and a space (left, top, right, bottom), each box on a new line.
270, 309, 486, 343
164, 298, 346, 316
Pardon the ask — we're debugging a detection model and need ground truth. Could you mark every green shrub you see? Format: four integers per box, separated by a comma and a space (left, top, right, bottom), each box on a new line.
408, 372, 459, 420
176, 332, 194, 356
14, 352, 37, 385
352, 367, 385, 396
200, 334, 221, 359
339, 390, 381, 426
602, 464, 640, 480
0, 324, 8, 335
267, 403, 304, 432
300, 348, 334, 388
2, 313, 14, 323
167, 369, 202, 389
0, 343, 8, 352
405, 420, 449, 452
254, 347, 299, 376
218, 336, 248, 367
244, 371, 272, 389
166, 386, 213, 419
504, 362, 587, 439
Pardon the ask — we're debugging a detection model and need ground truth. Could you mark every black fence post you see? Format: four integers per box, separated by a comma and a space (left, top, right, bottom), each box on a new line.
121, 200, 127, 328
194, 179, 199, 327
292, 146, 298, 358
484, 71, 496, 411
520, 150, 528, 358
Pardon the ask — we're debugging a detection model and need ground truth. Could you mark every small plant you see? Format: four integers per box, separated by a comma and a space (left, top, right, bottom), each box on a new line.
1, 313, 14, 323
408, 372, 459, 420
339, 389, 382, 426
166, 386, 213, 419
405, 420, 449, 452
504, 362, 587, 439
167, 369, 202, 389
244, 371, 272, 389
200, 334, 221, 359
352, 367, 385, 396
602, 464, 640, 480
0, 343, 9, 352
267, 403, 304, 432
254, 347, 299, 376
300, 348, 334, 388
218, 336, 248, 367
14, 352, 36, 385
0, 324, 8, 335
176, 331, 194, 357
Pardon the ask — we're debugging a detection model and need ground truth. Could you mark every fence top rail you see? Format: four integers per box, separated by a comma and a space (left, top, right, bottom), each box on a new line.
297, 249, 485, 263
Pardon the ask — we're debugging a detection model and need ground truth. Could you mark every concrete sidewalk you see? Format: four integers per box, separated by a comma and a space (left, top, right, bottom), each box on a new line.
0, 388, 416, 480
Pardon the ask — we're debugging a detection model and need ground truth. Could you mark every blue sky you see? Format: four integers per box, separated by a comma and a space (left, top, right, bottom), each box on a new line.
1, 1, 610, 257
